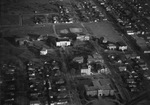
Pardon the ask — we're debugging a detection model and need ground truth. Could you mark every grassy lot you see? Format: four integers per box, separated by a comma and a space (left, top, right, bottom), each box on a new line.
4, 25, 54, 37
22, 15, 35, 26
83, 21, 123, 42
0, 15, 20, 26
1, 0, 59, 14
55, 23, 86, 34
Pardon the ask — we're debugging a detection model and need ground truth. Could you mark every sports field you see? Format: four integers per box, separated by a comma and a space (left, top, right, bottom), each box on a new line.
83, 21, 123, 42
55, 23, 86, 34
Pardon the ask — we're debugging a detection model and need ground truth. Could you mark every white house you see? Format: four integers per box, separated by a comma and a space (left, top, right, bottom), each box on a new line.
107, 43, 117, 50
81, 65, 92, 75
56, 38, 71, 47
117, 42, 128, 51
40, 48, 48, 55
77, 35, 90, 41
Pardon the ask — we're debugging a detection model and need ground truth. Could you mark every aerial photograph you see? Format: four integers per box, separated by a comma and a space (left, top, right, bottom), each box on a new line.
0, 0, 150, 105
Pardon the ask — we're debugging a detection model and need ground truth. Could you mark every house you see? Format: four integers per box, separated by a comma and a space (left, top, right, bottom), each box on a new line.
59, 33, 77, 40
30, 100, 41, 105
116, 41, 127, 51
55, 78, 65, 85
28, 34, 43, 41
56, 37, 71, 47
81, 64, 92, 75
54, 99, 68, 105
88, 53, 104, 63
15, 36, 30, 45
40, 48, 55, 55
143, 72, 150, 80
107, 43, 117, 50
125, 53, 140, 59
40, 48, 48, 55
100, 37, 107, 43
73, 56, 84, 63
139, 65, 148, 71
126, 78, 136, 84
84, 79, 114, 96
76, 34, 90, 41
98, 66, 109, 74
118, 66, 127, 72
126, 29, 136, 35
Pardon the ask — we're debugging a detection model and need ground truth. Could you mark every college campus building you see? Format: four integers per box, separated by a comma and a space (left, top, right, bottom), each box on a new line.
84, 77, 115, 97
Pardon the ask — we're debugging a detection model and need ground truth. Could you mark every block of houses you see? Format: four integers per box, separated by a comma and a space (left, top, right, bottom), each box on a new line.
125, 53, 140, 59
84, 79, 114, 96
116, 41, 127, 51
73, 53, 104, 64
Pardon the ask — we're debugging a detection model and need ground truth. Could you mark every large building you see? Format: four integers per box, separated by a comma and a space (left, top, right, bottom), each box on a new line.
84, 77, 115, 97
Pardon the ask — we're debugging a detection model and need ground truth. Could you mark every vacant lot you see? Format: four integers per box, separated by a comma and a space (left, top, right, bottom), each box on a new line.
55, 23, 87, 34
4, 25, 54, 37
83, 21, 123, 42
0, 15, 20, 26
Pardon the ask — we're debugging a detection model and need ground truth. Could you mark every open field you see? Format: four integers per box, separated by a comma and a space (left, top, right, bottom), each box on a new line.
55, 23, 87, 34
83, 21, 123, 42
0, 15, 20, 26
3, 25, 54, 37
1, 0, 59, 14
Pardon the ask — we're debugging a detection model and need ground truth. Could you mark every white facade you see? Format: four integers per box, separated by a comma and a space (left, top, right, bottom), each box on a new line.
81, 65, 91, 75
127, 30, 135, 35
77, 35, 90, 41
56, 41, 71, 47
119, 46, 127, 51
40, 49, 48, 55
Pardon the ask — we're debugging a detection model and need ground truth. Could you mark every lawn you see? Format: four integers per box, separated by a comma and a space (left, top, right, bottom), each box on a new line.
0, 15, 20, 26
4, 25, 54, 37
55, 23, 86, 34
83, 21, 123, 42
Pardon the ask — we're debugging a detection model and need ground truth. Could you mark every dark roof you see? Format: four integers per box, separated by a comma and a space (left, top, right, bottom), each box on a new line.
116, 41, 126, 46
59, 33, 77, 39
28, 34, 41, 40
56, 37, 70, 41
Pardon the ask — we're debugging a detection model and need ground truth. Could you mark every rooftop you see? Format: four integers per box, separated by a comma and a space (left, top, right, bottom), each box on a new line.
84, 75, 113, 91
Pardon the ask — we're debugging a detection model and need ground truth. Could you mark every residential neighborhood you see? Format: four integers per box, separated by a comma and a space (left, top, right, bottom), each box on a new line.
1, 0, 150, 105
